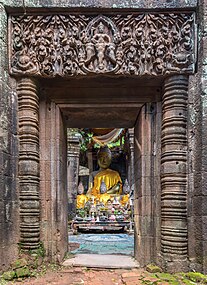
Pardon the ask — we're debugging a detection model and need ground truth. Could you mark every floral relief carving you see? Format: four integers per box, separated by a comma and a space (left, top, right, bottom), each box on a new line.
10, 13, 196, 77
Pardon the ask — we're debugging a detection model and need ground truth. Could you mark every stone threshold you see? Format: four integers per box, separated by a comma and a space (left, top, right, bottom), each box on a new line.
62, 254, 139, 269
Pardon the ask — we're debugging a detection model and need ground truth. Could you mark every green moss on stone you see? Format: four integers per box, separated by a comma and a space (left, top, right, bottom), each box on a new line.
146, 264, 162, 273
184, 272, 207, 283
182, 279, 196, 285
16, 267, 30, 278
2, 270, 16, 280
155, 272, 177, 281
12, 258, 28, 269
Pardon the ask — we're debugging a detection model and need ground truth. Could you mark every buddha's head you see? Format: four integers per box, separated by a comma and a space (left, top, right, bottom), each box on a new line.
97, 146, 111, 169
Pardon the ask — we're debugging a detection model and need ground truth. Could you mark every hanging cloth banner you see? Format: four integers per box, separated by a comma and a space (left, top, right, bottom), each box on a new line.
92, 128, 124, 146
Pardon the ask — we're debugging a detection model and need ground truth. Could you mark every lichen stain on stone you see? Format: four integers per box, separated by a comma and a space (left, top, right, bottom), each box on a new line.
202, 65, 207, 75
3, 0, 197, 8
189, 108, 196, 125
0, 111, 9, 150
4, 183, 9, 198
5, 203, 10, 222
203, 58, 207, 65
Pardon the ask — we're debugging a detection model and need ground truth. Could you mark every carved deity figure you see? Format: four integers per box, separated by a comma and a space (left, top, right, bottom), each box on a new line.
89, 146, 122, 197
85, 21, 116, 72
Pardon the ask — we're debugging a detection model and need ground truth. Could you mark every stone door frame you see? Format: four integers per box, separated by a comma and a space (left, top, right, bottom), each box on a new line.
7, 9, 196, 271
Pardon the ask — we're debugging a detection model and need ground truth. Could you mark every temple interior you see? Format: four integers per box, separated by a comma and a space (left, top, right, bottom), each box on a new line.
69, 128, 134, 236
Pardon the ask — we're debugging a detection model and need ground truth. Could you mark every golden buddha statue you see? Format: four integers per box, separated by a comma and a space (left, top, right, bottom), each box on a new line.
76, 181, 88, 209
90, 146, 122, 197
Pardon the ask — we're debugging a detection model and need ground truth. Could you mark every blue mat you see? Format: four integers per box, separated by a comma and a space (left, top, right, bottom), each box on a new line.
69, 233, 134, 256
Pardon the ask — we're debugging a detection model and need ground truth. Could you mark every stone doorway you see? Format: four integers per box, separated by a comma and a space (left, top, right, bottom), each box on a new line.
7, 10, 196, 272
16, 74, 189, 272
37, 76, 162, 266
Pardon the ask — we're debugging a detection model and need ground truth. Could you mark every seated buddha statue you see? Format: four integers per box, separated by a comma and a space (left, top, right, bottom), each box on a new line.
76, 181, 88, 209
89, 146, 122, 197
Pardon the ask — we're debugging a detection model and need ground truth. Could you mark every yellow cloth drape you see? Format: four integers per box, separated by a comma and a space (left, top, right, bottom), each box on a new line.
91, 168, 122, 196
92, 128, 124, 146
99, 193, 111, 205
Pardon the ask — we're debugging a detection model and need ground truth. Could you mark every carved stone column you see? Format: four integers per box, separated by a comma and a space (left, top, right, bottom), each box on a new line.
128, 128, 135, 194
161, 75, 188, 271
87, 148, 93, 174
17, 78, 40, 250
67, 131, 81, 220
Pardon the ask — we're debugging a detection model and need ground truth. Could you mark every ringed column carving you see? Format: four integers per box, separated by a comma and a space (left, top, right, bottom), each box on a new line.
161, 75, 188, 269
17, 78, 40, 250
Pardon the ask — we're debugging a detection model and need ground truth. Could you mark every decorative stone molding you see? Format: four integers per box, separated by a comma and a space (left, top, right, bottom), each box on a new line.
9, 13, 196, 77
17, 78, 40, 250
161, 75, 188, 269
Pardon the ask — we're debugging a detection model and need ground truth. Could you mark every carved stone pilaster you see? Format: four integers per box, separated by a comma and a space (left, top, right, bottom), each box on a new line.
127, 128, 135, 194
17, 78, 40, 250
161, 75, 188, 270
67, 131, 81, 220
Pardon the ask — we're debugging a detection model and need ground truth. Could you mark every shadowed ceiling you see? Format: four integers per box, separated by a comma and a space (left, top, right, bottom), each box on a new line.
40, 76, 162, 128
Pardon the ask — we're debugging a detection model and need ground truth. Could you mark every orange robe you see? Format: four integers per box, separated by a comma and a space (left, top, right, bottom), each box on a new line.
92, 168, 122, 196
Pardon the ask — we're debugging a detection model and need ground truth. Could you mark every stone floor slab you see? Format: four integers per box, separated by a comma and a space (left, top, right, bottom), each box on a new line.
62, 254, 139, 269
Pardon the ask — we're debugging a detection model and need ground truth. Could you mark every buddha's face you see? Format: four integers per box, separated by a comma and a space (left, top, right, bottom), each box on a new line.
78, 187, 84, 195
98, 152, 111, 169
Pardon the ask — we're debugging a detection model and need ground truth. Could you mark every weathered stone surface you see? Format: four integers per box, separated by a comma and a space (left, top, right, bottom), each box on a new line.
146, 264, 162, 273
17, 78, 40, 250
187, 0, 207, 274
15, 266, 30, 278
0, 0, 204, 275
2, 270, 16, 280
161, 75, 188, 271
9, 13, 196, 77
67, 132, 81, 220
11, 258, 28, 269
134, 103, 161, 267
2, 0, 198, 9
0, 3, 19, 271
39, 100, 68, 262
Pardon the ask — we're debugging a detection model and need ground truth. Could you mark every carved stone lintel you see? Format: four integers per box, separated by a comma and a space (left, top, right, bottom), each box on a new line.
161, 75, 188, 269
17, 78, 40, 250
10, 13, 195, 77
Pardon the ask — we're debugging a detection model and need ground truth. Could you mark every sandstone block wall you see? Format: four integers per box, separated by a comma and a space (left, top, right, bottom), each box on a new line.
187, 0, 207, 273
0, 4, 19, 271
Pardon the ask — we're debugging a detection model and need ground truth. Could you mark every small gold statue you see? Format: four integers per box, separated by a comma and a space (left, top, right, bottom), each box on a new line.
120, 179, 130, 206
76, 181, 88, 209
